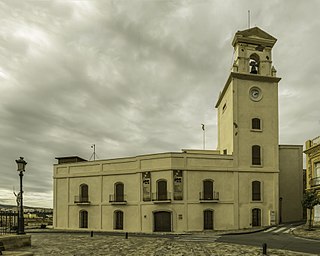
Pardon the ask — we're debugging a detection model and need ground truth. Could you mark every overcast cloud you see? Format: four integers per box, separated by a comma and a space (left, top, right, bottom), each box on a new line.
0, 0, 319, 208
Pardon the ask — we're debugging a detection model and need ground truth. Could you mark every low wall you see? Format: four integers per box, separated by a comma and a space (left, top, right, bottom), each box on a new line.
0, 234, 31, 250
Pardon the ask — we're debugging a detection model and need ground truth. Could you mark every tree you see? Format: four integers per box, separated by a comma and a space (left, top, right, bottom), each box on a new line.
301, 190, 320, 230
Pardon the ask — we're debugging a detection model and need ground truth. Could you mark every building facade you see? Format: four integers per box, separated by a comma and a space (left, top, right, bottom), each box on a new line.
53, 27, 303, 232
304, 136, 320, 224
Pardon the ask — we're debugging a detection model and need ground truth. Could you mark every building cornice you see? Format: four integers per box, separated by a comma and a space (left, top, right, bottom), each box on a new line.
304, 143, 320, 155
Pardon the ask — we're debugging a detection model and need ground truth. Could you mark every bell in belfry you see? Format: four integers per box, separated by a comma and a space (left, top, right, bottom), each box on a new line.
250, 60, 258, 74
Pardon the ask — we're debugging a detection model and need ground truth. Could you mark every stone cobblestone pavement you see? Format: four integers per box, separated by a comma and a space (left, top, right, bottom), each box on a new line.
12, 232, 316, 256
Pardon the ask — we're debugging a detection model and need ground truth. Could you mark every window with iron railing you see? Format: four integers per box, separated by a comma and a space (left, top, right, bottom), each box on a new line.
109, 182, 127, 203
75, 184, 90, 203
157, 180, 168, 200
199, 180, 219, 201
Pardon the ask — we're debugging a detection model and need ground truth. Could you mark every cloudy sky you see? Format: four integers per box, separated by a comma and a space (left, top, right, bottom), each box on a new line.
0, 0, 319, 208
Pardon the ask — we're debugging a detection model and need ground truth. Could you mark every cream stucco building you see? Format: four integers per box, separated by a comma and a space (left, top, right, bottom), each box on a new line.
53, 27, 303, 232
304, 136, 320, 224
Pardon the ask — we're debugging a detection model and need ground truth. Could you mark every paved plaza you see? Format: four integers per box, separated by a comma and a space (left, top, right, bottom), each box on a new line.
12, 232, 317, 256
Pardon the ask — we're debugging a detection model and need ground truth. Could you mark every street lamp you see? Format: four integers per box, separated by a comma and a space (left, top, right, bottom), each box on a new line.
15, 157, 27, 235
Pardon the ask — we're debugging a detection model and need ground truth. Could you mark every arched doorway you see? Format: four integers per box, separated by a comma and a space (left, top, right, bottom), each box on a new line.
252, 208, 261, 227
154, 211, 171, 232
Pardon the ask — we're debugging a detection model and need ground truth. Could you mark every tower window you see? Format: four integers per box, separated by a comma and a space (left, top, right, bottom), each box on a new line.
252, 181, 261, 201
222, 103, 227, 113
252, 118, 261, 130
249, 53, 260, 74
252, 145, 261, 165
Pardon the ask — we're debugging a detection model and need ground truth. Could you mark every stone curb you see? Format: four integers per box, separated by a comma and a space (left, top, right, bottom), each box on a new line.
1, 252, 33, 256
221, 226, 271, 236
26, 227, 270, 237
292, 229, 320, 241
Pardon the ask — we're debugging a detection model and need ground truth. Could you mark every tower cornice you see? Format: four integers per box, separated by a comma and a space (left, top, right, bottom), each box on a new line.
232, 27, 277, 48
215, 72, 281, 108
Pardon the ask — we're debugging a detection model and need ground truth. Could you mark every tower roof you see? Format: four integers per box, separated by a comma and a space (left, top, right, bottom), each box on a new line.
232, 27, 277, 47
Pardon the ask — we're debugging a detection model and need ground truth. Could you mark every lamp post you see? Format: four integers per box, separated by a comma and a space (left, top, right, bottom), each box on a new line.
16, 157, 27, 235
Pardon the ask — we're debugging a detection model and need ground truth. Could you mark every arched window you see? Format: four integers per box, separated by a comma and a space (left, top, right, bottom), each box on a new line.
114, 210, 123, 230
79, 210, 88, 228
252, 118, 261, 130
252, 145, 261, 165
115, 182, 124, 202
203, 180, 213, 200
203, 209, 214, 230
157, 180, 168, 201
79, 184, 89, 202
252, 208, 261, 226
249, 53, 260, 74
252, 181, 261, 201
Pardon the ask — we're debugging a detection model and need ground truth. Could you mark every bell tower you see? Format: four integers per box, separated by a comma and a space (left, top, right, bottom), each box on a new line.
216, 27, 281, 171
231, 27, 277, 77
215, 26, 282, 227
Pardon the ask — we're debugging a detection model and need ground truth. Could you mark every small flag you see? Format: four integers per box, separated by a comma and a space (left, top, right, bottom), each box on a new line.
201, 124, 205, 131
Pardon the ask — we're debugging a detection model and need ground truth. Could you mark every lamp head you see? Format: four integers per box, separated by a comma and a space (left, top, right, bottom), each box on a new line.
16, 157, 27, 172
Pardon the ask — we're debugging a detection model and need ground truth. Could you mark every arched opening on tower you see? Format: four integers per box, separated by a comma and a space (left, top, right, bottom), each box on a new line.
249, 53, 260, 74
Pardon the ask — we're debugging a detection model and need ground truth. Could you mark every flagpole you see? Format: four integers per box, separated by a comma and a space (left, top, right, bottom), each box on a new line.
201, 124, 205, 150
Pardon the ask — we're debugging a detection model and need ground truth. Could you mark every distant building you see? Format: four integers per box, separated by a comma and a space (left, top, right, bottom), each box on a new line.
53, 27, 303, 232
304, 136, 320, 224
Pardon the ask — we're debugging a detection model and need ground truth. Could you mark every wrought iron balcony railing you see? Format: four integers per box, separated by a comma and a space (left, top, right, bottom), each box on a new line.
199, 191, 219, 202
74, 196, 90, 204
152, 192, 171, 202
109, 194, 127, 204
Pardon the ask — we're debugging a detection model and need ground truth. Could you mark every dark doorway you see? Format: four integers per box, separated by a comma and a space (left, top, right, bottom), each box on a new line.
80, 184, 89, 202
115, 183, 124, 202
79, 210, 88, 228
154, 211, 171, 232
203, 180, 213, 199
204, 210, 214, 230
114, 210, 123, 230
157, 180, 167, 200
252, 208, 261, 226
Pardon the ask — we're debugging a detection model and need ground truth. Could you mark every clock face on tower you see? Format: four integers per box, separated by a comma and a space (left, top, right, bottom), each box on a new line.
249, 87, 262, 101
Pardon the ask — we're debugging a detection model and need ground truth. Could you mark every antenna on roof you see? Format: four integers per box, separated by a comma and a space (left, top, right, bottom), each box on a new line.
248, 10, 251, 29
89, 144, 99, 161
